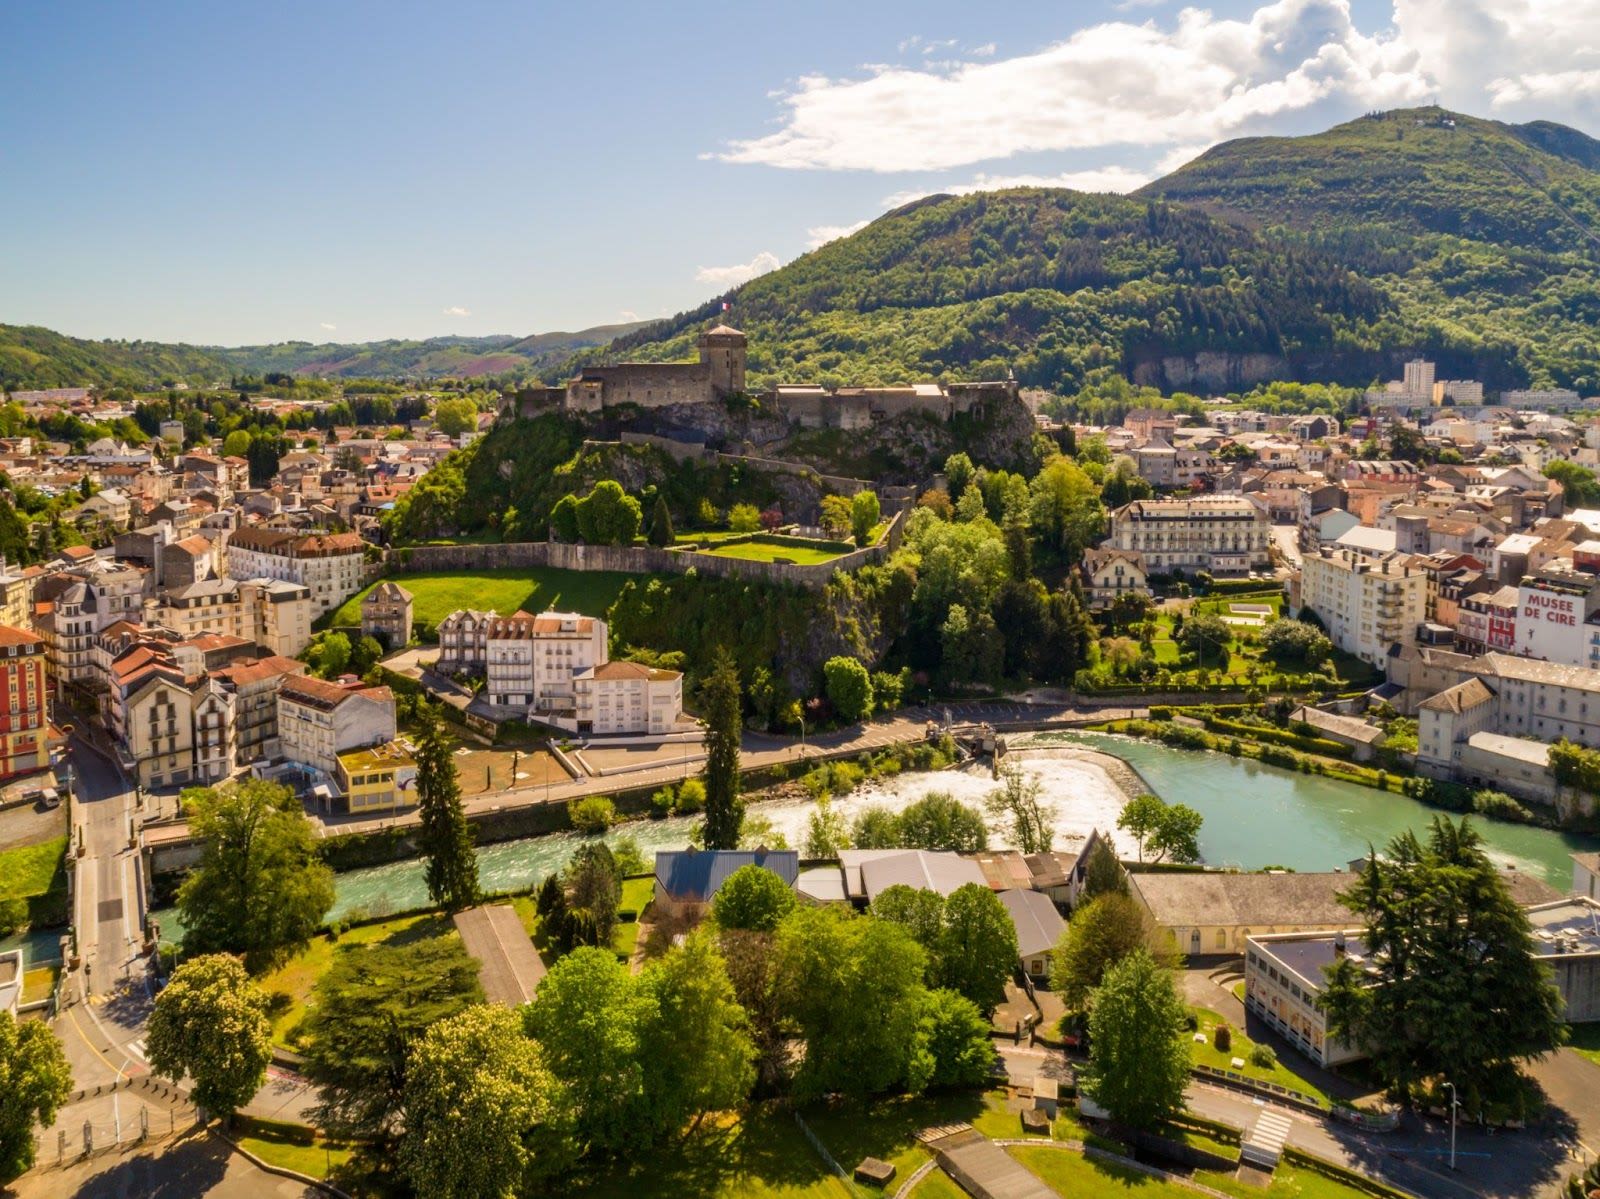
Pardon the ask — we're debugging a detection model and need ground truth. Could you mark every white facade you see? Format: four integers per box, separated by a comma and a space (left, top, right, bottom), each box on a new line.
1106, 496, 1271, 576
225, 529, 365, 616
1296, 548, 1426, 667
276, 676, 397, 779
573, 661, 683, 735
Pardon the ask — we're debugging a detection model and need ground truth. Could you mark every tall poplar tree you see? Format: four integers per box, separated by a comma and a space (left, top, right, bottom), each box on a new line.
699, 647, 744, 850
414, 700, 481, 912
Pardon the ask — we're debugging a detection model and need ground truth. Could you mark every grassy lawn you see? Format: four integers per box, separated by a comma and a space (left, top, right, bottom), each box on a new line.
325, 567, 642, 629
697, 541, 847, 565
910, 1172, 968, 1198
0, 837, 67, 903
1568, 1022, 1600, 1068
233, 1116, 357, 1181
258, 913, 456, 1049
1012, 1145, 1369, 1199
1197, 1164, 1378, 1199
1189, 1008, 1331, 1107
569, 1107, 852, 1198
1152, 639, 1180, 664
22, 964, 59, 1004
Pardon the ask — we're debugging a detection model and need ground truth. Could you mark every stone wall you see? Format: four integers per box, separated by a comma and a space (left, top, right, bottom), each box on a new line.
391, 506, 906, 591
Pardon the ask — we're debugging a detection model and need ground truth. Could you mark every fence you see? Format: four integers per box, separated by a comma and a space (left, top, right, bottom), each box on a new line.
391, 505, 905, 591
35, 1098, 196, 1169
792, 1109, 864, 1196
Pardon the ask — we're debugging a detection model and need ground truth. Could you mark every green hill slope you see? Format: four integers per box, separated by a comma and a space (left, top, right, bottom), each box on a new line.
0, 321, 648, 393
565, 189, 1392, 394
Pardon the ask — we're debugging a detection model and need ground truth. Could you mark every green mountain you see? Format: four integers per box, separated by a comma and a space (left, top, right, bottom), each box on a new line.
579, 107, 1600, 395
567, 188, 1393, 395
1140, 107, 1600, 253
0, 322, 647, 393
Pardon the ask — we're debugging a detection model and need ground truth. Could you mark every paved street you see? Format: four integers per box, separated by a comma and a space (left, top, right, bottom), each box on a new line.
6, 1127, 319, 1199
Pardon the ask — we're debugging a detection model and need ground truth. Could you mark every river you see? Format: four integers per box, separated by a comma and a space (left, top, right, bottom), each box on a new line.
148, 732, 1597, 934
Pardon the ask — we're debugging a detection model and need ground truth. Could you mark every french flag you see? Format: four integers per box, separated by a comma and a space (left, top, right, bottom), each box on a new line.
720, 301, 730, 312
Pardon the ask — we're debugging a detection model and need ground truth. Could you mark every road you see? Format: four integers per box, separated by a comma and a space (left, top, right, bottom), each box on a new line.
997, 1043, 1591, 1199
54, 732, 154, 1093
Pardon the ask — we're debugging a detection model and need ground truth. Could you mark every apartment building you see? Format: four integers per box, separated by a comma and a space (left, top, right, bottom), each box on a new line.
144, 577, 314, 657
276, 674, 397, 781
360, 581, 413, 648
1105, 496, 1271, 576
1079, 547, 1152, 608
0, 626, 52, 779
572, 661, 684, 735
1295, 548, 1427, 666
1244, 932, 1368, 1067
225, 527, 366, 616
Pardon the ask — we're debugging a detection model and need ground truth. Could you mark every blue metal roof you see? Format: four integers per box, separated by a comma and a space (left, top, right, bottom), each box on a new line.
654, 849, 800, 903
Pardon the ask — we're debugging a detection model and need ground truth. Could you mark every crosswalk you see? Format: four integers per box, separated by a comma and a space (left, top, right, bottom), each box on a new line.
125, 1039, 146, 1062
1241, 1109, 1294, 1170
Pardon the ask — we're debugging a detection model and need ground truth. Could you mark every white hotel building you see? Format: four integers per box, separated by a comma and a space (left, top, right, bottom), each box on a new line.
1105, 496, 1272, 576
225, 528, 367, 616
1294, 547, 1426, 667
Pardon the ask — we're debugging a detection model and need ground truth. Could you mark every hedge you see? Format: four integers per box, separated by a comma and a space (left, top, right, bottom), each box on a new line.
1201, 715, 1354, 760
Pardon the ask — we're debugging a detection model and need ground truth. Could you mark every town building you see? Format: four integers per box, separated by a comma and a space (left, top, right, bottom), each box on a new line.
337, 739, 417, 814
360, 581, 413, 648
572, 660, 684, 736
653, 848, 800, 919
0, 626, 52, 779
1105, 496, 1271, 577
1244, 931, 1368, 1067
1079, 548, 1151, 608
998, 888, 1066, 982
1128, 871, 1354, 958
224, 527, 366, 616
144, 578, 314, 658
276, 674, 397, 783
1295, 548, 1426, 667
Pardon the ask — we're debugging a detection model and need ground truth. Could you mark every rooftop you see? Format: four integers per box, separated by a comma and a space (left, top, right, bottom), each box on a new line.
1464, 731, 1551, 768
839, 849, 987, 903
1526, 898, 1600, 960
998, 888, 1066, 958
655, 848, 799, 903
452, 904, 547, 1006
337, 739, 415, 773
1131, 871, 1353, 928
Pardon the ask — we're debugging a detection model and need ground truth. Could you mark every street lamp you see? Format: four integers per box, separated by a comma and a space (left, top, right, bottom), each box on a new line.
1444, 1080, 1458, 1170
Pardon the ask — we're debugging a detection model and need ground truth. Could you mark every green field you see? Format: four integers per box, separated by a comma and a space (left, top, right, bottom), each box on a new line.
1010, 1144, 1370, 1199
0, 837, 66, 903
1188, 1007, 1331, 1107
326, 568, 643, 629
697, 542, 847, 565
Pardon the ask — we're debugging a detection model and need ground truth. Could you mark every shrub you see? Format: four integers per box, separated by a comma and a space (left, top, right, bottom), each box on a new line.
650, 786, 675, 817
1249, 1043, 1277, 1069
1213, 1024, 1232, 1054
568, 795, 616, 833
673, 778, 706, 814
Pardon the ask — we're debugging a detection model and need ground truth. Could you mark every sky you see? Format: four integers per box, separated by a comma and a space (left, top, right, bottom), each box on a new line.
2, 0, 1597, 347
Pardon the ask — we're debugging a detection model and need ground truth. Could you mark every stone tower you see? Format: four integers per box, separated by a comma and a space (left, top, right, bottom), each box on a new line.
697, 324, 747, 396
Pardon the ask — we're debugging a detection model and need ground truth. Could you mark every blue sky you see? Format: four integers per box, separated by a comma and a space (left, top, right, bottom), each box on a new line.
2, 0, 1595, 346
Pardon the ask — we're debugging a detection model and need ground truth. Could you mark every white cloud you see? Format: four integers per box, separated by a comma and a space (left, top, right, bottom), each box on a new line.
881, 166, 1153, 211
619, 309, 639, 321
694, 251, 782, 286
442, 305, 471, 317
711, 0, 1600, 176
806, 219, 872, 249
319, 322, 337, 331
969, 43, 997, 58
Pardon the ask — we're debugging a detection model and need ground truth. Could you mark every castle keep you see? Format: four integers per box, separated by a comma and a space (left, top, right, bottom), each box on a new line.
512, 324, 1017, 430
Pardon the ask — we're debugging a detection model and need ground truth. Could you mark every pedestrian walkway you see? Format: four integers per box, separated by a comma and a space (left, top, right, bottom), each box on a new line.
919, 1123, 1056, 1199
1241, 1108, 1294, 1170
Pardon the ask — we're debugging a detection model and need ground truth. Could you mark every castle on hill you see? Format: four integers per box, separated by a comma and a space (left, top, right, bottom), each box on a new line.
511, 324, 1017, 431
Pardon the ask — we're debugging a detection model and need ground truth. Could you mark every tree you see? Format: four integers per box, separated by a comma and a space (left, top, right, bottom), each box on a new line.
772, 907, 931, 1099
935, 884, 1019, 1013
1117, 794, 1203, 864
433, 396, 479, 437
648, 494, 675, 547
1180, 613, 1232, 665
145, 954, 271, 1119
0, 1011, 70, 1182
1083, 949, 1189, 1129
1081, 839, 1127, 900
728, 503, 762, 533
804, 796, 851, 859
1050, 892, 1174, 1008
819, 494, 853, 539
401, 1005, 574, 1199
177, 780, 335, 972
302, 938, 484, 1137
1545, 459, 1600, 507
850, 490, 881, 546
350, 633, 385, 675
851, 805, 902, 848
562, 841, 621, 951
575, 480, 643, 546
944, 452, 976, 501
550, 493, 580, 541
699, 648, 744, 850
896, 792, 988, 852
1262, 619, 1332, 667
1322, 818, 1567, 1108
309, 630, 351, 678
414, 701, 481, 912
940, 603, 1002, 687
1029, 456, 1104, 560
918, 988, 998, 1089
871, 885, 948, 950
823, 655, 874, 721
984, 763, 1054, 854
524, 947, 657, 1153
711, 863, 797, 932
639, 932, 755, 1135
221, 429, 252, 458
0, 493, 26, 567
